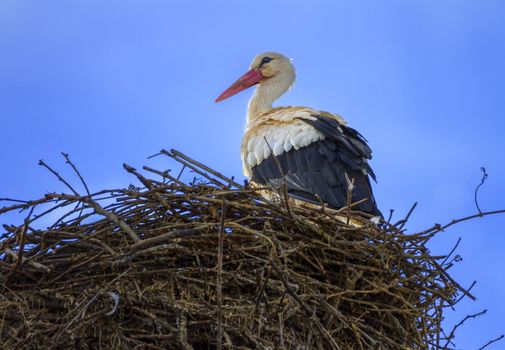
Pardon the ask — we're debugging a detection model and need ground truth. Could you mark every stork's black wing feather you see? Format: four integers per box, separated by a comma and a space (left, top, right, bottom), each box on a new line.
250, 114, 381, 216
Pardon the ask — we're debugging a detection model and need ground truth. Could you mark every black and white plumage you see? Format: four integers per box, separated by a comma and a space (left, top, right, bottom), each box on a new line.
249, 113, 380, 216
216, 52, 381, 217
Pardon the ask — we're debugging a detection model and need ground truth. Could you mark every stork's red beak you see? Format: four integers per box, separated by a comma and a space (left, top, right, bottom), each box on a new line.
215, 69, 263, 102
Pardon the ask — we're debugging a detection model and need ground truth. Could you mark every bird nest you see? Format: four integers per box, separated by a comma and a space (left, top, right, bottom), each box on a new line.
0, 150, 480, 349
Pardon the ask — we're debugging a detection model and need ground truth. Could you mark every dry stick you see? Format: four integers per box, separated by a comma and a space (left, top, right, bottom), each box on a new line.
396, 201, 417, 230
169, 149, 244, 189
478, 334, 505, 350
474, 166, 488, 214
33, 198, 84, 228
62, 152, 91, 196
406, 208, 505, 242
176, 164, 186, 181
14, 224, 28, 269
38, 159, 79, 196
3, 248, 51, 272
84, 197, 141, 243
14, 208, 33, 269
146, 150, 163, 159
435, 303, 442, 348
129, 226, 210, 252
334, 198, 368, 213
440, 209, 505, 231
160, 150, 227, 188
123, 163, 171, 210
48, 200, 94, 228
0, 196, 59, 216
0, 198, 28, 203
216, 199, 226, 350
344, 174, 355, 225
453, 280, 477, 305
386, 209, 394, 225
440, 237, 462, 268
42, 189, 120, 202
442, 309, 487, 349
142, 166, 187, 187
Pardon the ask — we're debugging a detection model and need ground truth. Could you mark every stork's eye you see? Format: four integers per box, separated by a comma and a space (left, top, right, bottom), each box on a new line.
260, 56, 273, 66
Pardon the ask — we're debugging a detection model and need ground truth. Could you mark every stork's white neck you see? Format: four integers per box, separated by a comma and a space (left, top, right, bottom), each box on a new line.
247, 73, 294, 123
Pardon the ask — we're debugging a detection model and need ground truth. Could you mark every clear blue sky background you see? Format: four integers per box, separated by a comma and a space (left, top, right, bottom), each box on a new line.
1, 1, 504, 347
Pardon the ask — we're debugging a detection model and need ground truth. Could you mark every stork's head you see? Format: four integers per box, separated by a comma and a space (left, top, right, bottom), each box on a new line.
215, 52, 295, 102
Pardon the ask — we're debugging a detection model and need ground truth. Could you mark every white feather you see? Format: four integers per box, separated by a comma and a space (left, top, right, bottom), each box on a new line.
244, 120, 325, 168
247, 137, 257, 152
273, 140, 284, 156
253, 144, 264, 165
262, 140, 270, 160
247, 152, 256, 168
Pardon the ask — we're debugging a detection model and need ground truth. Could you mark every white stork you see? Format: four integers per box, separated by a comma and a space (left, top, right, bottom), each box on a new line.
216, 52, 381, 217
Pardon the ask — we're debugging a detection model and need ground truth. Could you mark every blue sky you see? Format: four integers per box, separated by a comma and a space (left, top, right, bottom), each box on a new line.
1, 1, 505, 347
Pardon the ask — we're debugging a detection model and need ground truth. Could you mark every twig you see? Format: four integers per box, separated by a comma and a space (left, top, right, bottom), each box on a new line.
176, 164, 186, 181
454, 280, 477, 305
168, 149, 243, 189
14, 224, 27, 269
478, 334, 505, 350
396, 201, 417, 230
123, 163, 171, 210
15, 207, 34, 269
129, 226, 210, 252
475, 167, 488, 214
443, 310, 487, 348
0, 196, 59, 216
335, 197, 368, 213
344, 173, 354, 225
386, 209, 394, 225
441, 209, 505, 232
440, 237, 462, 268
62, 152, 91, 196
160, 150, 226, 188
85, 197, 141, 243
3, 248, 51, 272
413, 209, 505, 238
142, 166, 186, 187
0, 198, 28, 203
147, 150, 163, 159
38, 159, 79, 196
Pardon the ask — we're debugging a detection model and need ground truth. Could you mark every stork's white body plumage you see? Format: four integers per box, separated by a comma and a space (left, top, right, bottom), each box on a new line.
216, 52, 381, 217
242, 107, 327, 174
